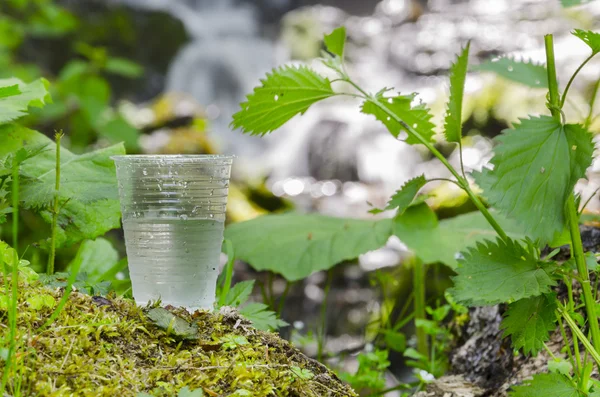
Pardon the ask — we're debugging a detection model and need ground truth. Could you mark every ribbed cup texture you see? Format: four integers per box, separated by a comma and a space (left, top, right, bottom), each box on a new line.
112, 155, 233, 311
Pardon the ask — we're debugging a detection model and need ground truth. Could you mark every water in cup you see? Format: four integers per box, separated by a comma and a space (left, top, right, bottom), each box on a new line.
112, 155, 233, 311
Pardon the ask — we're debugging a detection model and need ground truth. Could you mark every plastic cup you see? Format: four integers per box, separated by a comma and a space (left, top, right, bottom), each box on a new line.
112, 155, 233, 311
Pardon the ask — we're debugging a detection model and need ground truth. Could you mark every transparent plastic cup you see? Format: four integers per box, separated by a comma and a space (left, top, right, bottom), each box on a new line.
112, 155, 233, 311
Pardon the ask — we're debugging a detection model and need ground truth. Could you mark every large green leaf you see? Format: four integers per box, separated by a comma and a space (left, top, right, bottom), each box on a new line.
231, 65, 335, 136
393, 204, 526, 269
509, 373, 581, 397
449, 237, 556, 305
475, 57, 547, 88
444, 43, 470, 143
224, 213, 393, 281
0, 78, 51, 124
501, 294, 557, 355
473, 116, 593, 243
0, 124, 124, 247
361, 91, 436, 145
68, 238, 119, 281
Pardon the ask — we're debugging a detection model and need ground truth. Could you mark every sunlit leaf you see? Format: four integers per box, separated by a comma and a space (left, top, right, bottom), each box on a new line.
473, 116, 594, 243
444, 43, 470, 143
231, 65, 335, 136
572, 29, 600, 54
324, 26, 346, 58
362, 92, 436, 145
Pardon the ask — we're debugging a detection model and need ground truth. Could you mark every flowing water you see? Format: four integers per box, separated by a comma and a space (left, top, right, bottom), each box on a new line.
123, 218, 225, 310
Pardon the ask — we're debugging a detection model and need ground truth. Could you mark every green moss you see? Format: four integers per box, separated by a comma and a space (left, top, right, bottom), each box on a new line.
1, 278, 357, 397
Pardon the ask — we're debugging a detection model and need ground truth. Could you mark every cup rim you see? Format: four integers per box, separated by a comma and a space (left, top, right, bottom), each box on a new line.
111, 154, 234, 163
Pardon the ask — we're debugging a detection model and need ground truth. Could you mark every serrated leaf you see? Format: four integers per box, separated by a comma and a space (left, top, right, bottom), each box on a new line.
444, 43, 470, 143
362, 92, 435, 145
449, 237, 556, 305
393, 203, 526, 269
501, 294, 557, 355
473, 116, 594, 243
0, 124, 124, 247
572, 29, 600, 54
231, 65, 335, 135
476, 57, 547, 88
0, 78, 51, 123
324, 26, 346, 58
223, 280, 255, 307
374, 175, 426, 214
239, 303, 288, 331
509, 373, 580, 397
224, 214, 393, 281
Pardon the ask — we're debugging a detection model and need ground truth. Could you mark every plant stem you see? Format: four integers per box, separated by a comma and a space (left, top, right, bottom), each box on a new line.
545, 35, 562, 122
317, 269, 332, 362
585, 77, 600, 129
277, 281, 293, 317
560, 52, 596, 109
47, 132, 63, 275
567, 196, 600, 352
413, 258, 428, 356
546, 34, 600, 353
218, 239, 235, 307
558, 314, 577, 375
559, 306, 600, 368
1, 158, 21, 393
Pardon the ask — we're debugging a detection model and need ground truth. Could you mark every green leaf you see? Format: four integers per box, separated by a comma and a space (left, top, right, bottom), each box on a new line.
221, 335, 249, 350
223, 280, 255, 307
289, 366, 315, 380
476, 57, 547, 88
474, 117, 593, 243
362, 92, 435, 145
231, 65, 335, 136
444, 43, 470, 143
177, 386, 204, 397
509, 373, 581, 397
548, 358, 573, 376
382, 330, 407, 352
0, 78, 51, 123
146, 308, 199, 340
105, 57, 144, 78
371, 175, 426, 215
224, 213, 393, 281
239, 303, 288, 331
572, 29, 600, 54
449, 237, 556, 306
68, 238, 119, 282
501, 294, 557, 355
26, 294, 56, 310
562, 0, 595, 6
0, 124, 125, 247
324, 26, 346, 58
393, 203, 526, 269
96, 113, 140, 152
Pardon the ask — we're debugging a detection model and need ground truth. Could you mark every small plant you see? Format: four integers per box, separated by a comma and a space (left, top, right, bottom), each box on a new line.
231, 25, 600, 394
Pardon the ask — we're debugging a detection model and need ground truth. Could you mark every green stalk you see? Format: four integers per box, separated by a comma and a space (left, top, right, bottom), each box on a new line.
218, 239, 235, 307
317, 270, 332, 362
567, 196, 600, 352
559, 306, 600, 368
585, 77, 600, 129
413, 258, 428, 356
342, 78, 510, 242
560, 52, 596, 109
47, 132, 63, 275
546, 34, 600, 353
1, 158, 21, 392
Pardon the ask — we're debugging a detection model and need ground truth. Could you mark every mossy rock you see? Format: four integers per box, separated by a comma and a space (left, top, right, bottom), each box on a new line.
1, 280, 357, 396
